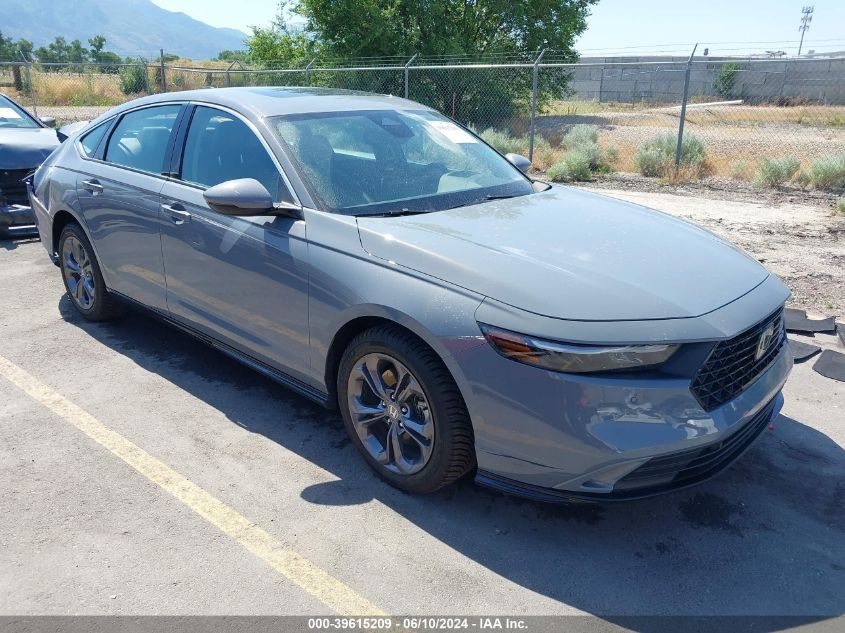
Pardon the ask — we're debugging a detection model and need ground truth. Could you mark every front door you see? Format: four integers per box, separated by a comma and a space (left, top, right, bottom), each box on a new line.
159, 105, 311, 379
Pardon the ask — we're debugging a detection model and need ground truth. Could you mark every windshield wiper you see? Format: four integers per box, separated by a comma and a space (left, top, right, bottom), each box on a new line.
365, 209, 429, 218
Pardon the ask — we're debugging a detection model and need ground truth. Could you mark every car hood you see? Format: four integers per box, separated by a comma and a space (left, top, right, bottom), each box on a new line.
0, 127, 61, 169
356, 186, 770, 321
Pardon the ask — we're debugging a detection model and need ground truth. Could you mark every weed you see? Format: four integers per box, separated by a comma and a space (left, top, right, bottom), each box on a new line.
807, 154, 845, 190
753, 156, 800, 188
635, 132, 706, 178
729, 159, 752, 180
563, 124, 598, 149
547, 149, 593, 182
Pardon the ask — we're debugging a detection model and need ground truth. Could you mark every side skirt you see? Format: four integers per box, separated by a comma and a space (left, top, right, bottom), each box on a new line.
110, 291, 332, 409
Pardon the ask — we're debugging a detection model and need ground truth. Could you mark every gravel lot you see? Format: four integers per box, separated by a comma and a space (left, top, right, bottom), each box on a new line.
1, 189, 844, 622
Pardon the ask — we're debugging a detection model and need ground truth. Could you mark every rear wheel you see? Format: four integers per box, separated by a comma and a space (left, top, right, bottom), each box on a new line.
337, 324, 475, 494
58, 223, 123, 321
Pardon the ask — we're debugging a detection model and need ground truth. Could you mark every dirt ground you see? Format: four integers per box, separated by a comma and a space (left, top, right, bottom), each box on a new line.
573, 175, 845, 317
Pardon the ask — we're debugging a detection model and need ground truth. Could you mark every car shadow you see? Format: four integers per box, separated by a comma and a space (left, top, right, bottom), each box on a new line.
59, 299, 845, 625
0, 235, 40, 251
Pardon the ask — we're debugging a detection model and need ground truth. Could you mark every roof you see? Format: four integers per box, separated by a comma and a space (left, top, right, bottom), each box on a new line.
111, 87, 430, 121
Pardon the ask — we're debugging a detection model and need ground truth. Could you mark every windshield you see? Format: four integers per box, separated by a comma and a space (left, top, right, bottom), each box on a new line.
0, 95, 40, 129
272, 109, 533, 215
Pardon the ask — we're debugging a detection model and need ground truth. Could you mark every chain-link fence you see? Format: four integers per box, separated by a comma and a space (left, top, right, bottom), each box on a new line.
3, 54, 845, 185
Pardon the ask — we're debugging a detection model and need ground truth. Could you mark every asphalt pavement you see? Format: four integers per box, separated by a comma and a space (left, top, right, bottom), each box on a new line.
1, 234, 843, 622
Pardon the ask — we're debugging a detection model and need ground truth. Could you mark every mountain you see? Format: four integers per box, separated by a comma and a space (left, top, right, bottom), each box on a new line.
0, 0, 248, 60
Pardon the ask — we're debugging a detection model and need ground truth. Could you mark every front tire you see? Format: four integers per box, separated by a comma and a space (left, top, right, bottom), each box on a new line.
58, 223, 123, 322
337, 324, 475, 494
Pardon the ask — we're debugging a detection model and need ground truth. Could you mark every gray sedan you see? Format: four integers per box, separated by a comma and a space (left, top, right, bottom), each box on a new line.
28, 87, 792, 500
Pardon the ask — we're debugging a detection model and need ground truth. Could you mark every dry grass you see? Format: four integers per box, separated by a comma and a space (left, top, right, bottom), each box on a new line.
541, 101, 845, 178
585, 118, 845, 180
684, 104, 845, 128
23, 71, 125, 107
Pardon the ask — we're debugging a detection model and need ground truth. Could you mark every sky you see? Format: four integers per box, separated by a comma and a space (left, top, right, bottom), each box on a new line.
151, 0, 845, 57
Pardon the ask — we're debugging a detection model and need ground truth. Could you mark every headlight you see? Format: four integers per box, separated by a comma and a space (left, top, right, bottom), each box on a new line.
479, 324, 679, 374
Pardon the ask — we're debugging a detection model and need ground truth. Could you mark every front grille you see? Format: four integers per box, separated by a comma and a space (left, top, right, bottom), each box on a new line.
614, 397, 777, 494
691, 308, 785, 411
0, 169, 31, 206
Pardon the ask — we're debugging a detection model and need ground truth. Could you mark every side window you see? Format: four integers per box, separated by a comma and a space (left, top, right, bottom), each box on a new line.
79, 120, 110, 157
180, 106, 290, 203
104, 105, 181, 174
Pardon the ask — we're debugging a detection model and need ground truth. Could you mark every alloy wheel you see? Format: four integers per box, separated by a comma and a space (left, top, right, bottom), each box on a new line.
346, 352, 435, 475
62, 235, 96, 310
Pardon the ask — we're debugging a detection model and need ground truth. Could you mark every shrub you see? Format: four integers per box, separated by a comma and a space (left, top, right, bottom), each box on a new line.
530, 136, 556, 170
793, 170, 812, 189
563, 124, 598, 149
753, 157, 800, 188
836, 198, 845, 215
635, 132, 706, 178
478, 128, 561, 170
479, 128, 526, 155
547, 148, 593, 182
715, 63, 741, 99
119, 63, 147, 95
729, 159, 752, 180
807, 154, 845, 190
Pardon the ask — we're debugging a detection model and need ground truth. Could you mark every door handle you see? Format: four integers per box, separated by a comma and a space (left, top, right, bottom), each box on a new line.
81, 179, 103, 195
161, 203, 191, 225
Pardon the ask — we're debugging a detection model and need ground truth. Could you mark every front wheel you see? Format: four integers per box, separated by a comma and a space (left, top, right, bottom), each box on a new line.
58, 223, 123, 321
337, 325, 475, 494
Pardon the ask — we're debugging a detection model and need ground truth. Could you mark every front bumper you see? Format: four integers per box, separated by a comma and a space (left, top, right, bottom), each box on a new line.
476, 392, 782, 502
455, 315, 793, 502
0, 203, 37, 237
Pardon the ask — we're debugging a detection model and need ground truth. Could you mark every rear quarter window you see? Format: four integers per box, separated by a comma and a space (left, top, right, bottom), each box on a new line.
79, 121, 111, 157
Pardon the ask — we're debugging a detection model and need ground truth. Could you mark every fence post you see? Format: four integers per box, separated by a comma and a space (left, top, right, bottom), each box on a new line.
159, 49, 167, 93
142, 59, 151, 94
20, 50, 37, 117
528, 48, 548, 162
674, 43, 698, 174
404, 54, 418, 99
305, 59, 315, 86
225, 60, 240, 87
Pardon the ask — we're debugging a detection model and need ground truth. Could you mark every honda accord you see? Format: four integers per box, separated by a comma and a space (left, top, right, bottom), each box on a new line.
28, 87, 792, 500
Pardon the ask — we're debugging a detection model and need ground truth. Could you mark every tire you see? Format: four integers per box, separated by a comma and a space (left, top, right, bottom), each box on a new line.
58, 222, 123, 322
337, 324, 475, 494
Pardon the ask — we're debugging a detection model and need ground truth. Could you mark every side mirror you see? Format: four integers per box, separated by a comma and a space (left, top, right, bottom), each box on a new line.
505, 153, 532, 174
39, 116, 57, 128
203, 178, 301, 218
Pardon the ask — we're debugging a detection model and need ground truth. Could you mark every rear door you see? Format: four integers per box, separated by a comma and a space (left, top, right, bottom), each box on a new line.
158, 105, 311, 379
75, 103, 184, 311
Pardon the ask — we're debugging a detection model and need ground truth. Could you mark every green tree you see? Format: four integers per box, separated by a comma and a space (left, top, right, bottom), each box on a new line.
294, 0, 595, 59
68, 39, 89, 65
247, 0, 597, 126
88, 35, 107, 57
247, 2, 318, 67
89, 35, 122, 71
216, 49, 249, 62
0, 31, 34, 60
0, 32, 34, 91
715, 63, 741, 99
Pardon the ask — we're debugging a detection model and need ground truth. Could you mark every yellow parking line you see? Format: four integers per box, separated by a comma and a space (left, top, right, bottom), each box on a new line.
0, 353, 385, 616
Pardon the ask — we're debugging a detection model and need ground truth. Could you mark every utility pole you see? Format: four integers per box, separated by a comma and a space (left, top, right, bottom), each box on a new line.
798, 6, 814, 57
